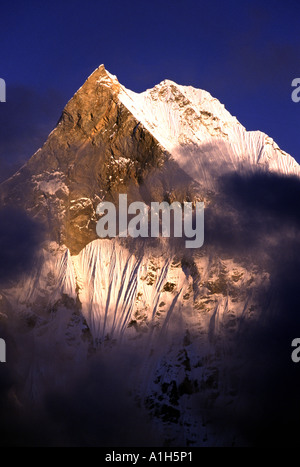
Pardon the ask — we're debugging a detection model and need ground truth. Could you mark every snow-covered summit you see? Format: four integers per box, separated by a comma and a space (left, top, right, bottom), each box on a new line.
119, 78, 241, 150
111, 69, 299, 179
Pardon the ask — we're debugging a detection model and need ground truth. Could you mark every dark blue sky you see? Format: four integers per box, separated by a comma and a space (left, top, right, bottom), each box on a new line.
0, 0, 299, 180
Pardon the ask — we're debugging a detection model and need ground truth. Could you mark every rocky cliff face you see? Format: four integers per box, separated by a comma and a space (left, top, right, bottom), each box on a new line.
0, 66, 171, 254
0, 65, 299, 446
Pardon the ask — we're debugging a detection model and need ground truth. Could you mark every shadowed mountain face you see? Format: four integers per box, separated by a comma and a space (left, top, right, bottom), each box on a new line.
0, 66, 171, 254
0, 65, 299, 447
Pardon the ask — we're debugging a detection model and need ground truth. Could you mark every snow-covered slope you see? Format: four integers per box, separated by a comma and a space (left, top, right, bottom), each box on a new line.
0, 234, 269, 445
118, 74, 300, 179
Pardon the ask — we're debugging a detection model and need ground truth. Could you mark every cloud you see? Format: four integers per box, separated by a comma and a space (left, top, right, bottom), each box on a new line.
0, 207, 45, 283
1, 163, 300, 447
0, 85, 64, 182
204, 170, 300, 259
0, 343, 159, 447
201, 170, 300, 446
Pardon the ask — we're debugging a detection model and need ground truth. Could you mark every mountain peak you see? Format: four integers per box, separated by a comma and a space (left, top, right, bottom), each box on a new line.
72, 64, 121, 101
94, 64, 120, 88
157, 78, 178, 88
